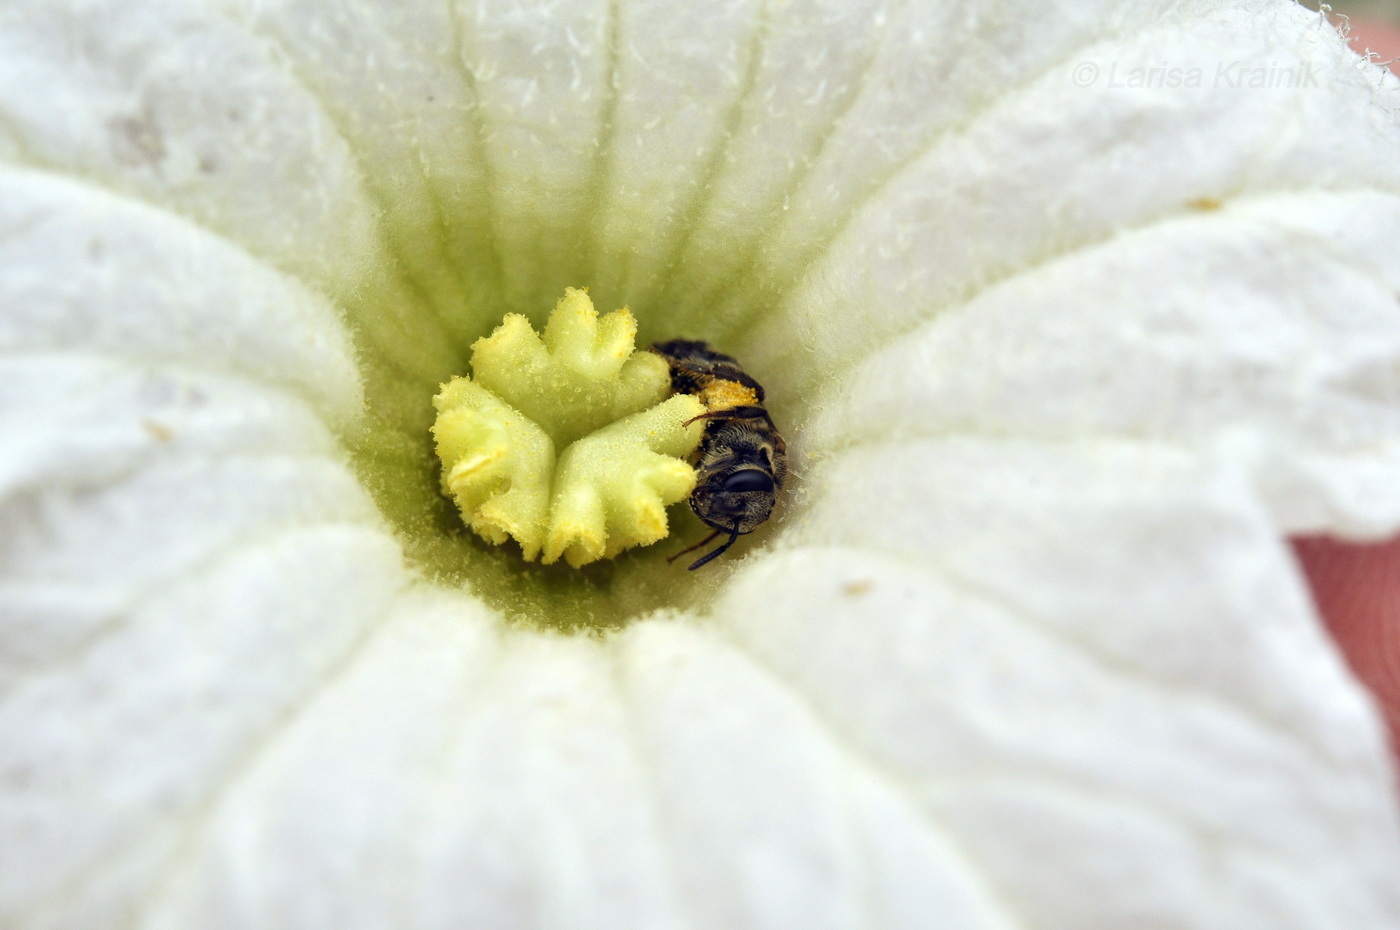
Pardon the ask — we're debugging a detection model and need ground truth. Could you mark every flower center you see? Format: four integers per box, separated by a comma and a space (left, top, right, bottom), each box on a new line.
432, 289, 705, 568
335, 261, 788, 631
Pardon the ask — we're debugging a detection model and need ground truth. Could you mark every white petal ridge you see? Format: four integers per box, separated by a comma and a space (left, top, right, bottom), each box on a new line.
1, 0, 1399, 927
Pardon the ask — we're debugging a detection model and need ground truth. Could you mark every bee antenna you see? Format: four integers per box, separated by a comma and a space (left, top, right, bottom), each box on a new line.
668, 528, 720, 563
681, 405, 772, 429
688, 526, 741, 571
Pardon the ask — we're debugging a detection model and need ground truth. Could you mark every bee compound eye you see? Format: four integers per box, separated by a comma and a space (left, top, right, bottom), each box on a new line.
719, 470, 774, 494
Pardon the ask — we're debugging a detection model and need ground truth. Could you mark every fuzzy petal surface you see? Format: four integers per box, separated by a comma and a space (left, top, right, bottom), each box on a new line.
2, 0, 1400, 928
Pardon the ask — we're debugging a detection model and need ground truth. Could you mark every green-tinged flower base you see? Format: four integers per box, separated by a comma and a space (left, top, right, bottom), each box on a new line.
333, 226, 787, 632
432, 289, 705, 569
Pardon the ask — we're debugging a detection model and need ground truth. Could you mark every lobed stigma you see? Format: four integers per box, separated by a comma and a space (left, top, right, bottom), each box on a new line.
431, 289, 705, 568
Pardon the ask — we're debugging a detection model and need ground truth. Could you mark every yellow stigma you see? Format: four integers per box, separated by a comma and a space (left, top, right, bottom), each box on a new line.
431, 288, 705, 568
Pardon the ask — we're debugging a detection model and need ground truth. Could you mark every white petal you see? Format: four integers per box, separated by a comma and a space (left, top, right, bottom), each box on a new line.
0, 0, 463, 372
0, 2, 377, 290
746, 6, 1400, 381
802, 190, 1400, 535
139, 597, 686, 930
1, 523, 406, 925
653, 0, 1185, 333
89, 442, 1400, 927
204, 0, 509, 331
0, 168, 362, 421
0, 361, 373, 689
0, 125, 415, 924
2, 0, 1400, 928
615, 618, 1018, 930
723, 437, 1400, 926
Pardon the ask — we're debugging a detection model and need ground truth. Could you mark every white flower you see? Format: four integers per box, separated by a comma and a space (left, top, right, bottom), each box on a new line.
3, 0, 1400, 926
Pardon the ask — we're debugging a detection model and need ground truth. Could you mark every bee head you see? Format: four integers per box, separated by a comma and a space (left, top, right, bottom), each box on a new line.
691, 467, 776, 534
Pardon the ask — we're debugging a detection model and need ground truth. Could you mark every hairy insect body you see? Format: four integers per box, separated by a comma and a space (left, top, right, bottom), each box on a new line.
649, 339, 787, 570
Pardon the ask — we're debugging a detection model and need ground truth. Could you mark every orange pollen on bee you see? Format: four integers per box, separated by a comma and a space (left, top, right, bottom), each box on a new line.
699, 379, 760, 412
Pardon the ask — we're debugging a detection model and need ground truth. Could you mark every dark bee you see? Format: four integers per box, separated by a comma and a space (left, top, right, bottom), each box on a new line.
649, 339, 787, 570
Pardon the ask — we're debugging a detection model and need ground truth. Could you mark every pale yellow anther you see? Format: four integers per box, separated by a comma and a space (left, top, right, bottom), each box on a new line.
432, 290, 705, 568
